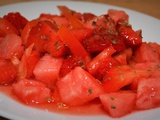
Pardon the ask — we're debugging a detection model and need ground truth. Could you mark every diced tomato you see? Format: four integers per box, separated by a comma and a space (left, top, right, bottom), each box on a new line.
108, 9, 129, 23
57, 66, 105, 106
100, 91, 136, 118
3, 12, 28, 33
133, 42, 160, 63
0, 34, 24, 60
12, 79, 52, 104
33, 54, 62, 89
0, 58, 17, 85
0, 17, 19, 36
136, 77, 160, 110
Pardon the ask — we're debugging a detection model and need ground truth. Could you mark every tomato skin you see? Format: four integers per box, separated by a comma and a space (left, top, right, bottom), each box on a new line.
12, 79, 52, 104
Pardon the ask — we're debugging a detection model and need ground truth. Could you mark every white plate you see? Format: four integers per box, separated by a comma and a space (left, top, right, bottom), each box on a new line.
0, 1, 160, 120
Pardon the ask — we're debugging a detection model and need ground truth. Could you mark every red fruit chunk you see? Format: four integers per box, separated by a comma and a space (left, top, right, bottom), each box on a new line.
116, 19, 142, 48
57, 67, 105, 106
0, 58, 17, 85
0, 17, 19, 36
86, 46, 119, 80
103, 62, 157, 92
12, 79, 52, 104
100, 91, 136, 118
3, 12, 28, 33
18, 44, 40, 79
0, 34, 24, 60
59, 55, 86, 77
34, 54, 62, 89
136, 77, 160, 110
133, 42, 160, 63
108, 9, 129, 23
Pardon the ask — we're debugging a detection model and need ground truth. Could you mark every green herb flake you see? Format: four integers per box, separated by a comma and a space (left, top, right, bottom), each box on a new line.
156, 64, 160, 68
88, 88, 92, 95
110, 96, 115, 100
46, 97, 51, 102
112, 40, 117, 45
111, 105, 116, 109
55, 41, 62, 50
92, 21, 96, 26
107, 77, 111, 80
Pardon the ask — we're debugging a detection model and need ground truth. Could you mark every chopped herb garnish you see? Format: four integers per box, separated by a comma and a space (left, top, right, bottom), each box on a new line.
111, 105, 116, 109
88, 88, 92, 95
110, 96, 115, 100
46, 97, 51, 102
55, 41, 62, 50
92, 21, 96, 26
112, 40, 117, 45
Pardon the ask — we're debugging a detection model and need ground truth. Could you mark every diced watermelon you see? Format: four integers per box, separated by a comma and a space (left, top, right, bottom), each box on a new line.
33, 54, 62, 89
100, 91, 136, 118
56, 66, 105, 106
136, 77, 160, 110
12, 79, 52, 104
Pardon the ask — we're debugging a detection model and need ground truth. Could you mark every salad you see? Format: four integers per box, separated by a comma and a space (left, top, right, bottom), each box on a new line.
0, 5, 160, 118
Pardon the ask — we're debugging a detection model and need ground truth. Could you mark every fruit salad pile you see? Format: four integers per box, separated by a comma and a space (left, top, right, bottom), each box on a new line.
0, 6, 160, 118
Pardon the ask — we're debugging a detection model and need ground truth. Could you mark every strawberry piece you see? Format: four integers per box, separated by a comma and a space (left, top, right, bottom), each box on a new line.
27, 20, 67, 57
59, 55, 86, 77
18, 44, 39, 79
0, 34, 24, 60
108, 9, 129, 23
87, 46, 119, 80
0, 18, 19, 36
116, 19, 142, 48
3, 12, 28, 33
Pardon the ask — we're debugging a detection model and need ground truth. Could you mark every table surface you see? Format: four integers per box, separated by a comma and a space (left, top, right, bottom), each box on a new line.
0, 0, 159, 120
